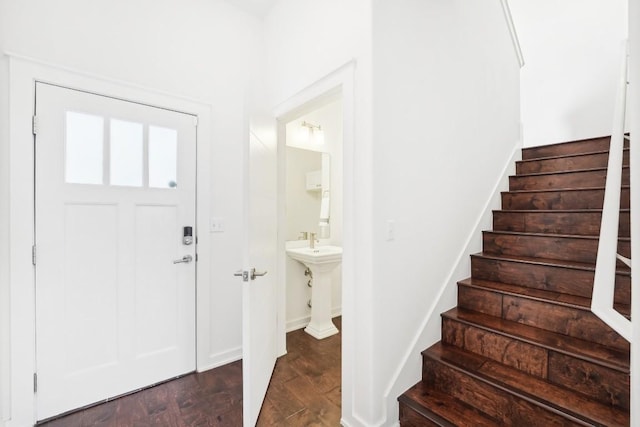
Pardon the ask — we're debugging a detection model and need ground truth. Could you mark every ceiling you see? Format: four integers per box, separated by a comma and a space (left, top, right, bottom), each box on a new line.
224, 0, 278, 17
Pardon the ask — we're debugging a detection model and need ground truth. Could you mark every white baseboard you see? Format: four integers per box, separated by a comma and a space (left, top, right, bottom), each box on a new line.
198, 346, 242, 372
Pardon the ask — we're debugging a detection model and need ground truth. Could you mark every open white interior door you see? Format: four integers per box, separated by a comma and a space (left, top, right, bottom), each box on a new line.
240, 128, 278, 426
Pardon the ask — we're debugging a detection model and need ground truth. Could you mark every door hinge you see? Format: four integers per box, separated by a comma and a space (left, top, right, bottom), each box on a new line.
32, 245, 36, 266
32, 115, 38, 135
195, 253, 198, 262
33, 373, 38, 393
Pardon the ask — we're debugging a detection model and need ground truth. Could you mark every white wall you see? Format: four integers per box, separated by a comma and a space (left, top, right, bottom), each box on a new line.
372, 0, 521, 424
509, 0, 628, 147
0, 0, 260, 423
0, 51, 10, 427
264, 0, 372, 108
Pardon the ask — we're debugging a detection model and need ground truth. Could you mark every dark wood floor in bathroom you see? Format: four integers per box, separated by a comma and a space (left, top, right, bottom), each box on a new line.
39, 317, 341, 427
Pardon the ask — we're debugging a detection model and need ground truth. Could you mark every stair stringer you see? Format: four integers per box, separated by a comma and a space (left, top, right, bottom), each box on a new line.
381, 139, 522, 425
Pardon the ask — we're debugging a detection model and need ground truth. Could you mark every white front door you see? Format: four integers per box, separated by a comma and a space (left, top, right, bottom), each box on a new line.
34, 82, 197, 421
241, 130, 278, 426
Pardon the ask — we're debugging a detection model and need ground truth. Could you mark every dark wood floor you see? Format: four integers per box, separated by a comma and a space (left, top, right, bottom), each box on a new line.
39, 317, 341, 427
257, 317, 341, 426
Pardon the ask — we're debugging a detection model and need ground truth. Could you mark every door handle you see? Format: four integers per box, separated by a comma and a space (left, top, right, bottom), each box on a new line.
173, 255, 193, 264
251, 269, 267, 279
234, 268, 268, 282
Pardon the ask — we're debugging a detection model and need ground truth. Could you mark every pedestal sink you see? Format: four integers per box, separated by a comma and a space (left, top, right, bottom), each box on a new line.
286, 245, 342, 339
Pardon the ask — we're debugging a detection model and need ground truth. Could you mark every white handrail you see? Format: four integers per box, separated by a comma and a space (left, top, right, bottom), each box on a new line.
500, 0, 525, 68
591, 41, 631, 342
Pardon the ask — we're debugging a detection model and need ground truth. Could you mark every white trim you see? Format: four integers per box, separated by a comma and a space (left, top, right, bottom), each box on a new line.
381, 138, 522, 424
500, 0, 525, 68
198, 347, 242, 372
591, 41, 631, 341
629, 0, 639, 422
4, 54, 213, 426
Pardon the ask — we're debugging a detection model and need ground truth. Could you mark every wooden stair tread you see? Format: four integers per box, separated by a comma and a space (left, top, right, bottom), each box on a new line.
483, 231, 631, 264
512, 166, 627, 179
504, 185, 630, 195
424, 342, 629, 427
497, 209, 629, 214
521, 135, 627, 161
501, 187, 630, 211
483, 231, 631, 266
517, 147, 628, 164
509, 168, 629, 192
457, 277, 631, 317
472, 252, 631, 275
399, 381, 498, 427
442, 307, 629, 372
492, 210, 630, 238
516, 150, 628, 174
484, 229, 630, 243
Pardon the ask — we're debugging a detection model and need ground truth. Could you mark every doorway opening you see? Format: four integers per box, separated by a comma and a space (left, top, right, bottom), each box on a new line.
274, 87, 345, 418
283, 94, 343, 336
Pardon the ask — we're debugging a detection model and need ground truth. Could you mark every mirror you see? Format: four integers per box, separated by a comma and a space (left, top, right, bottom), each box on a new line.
286, 146, 331, 241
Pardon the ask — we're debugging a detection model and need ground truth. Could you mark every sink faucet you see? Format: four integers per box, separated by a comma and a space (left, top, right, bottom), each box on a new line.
309, 232, 318, 249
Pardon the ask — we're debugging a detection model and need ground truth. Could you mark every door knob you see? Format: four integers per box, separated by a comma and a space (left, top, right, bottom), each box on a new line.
173, 255, 193, 264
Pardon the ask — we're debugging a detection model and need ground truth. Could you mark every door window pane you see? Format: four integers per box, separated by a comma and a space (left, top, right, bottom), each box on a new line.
149, 126, 177, 189
110, 119, 143, 187
65, 112, 104, 185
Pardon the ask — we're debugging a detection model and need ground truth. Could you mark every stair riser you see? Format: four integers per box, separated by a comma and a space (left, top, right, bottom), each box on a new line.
422, 358, 585, 426
442, 317, 548, 377
399, 384, 500, 427
471, 256, 631, 305
457, 286, 629, 351
548, 352, 630, 410
517, 150, 629, 174
482, 232, 631, 264
501, 188, 630, 210
502, 295, 629, 351
521, 137, 614, 160
399, 405, 441, 427
493, 211, 630, 237
509, 168, 630, 191
442, 318, 630, 410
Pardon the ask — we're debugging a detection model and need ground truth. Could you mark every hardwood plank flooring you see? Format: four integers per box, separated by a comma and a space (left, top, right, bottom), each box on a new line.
256, 317, 341, 426
38, 318, 341, 427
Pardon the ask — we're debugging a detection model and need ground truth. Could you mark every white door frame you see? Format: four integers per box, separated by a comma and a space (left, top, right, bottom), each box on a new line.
272, 61, 358, 425
5, 54, 213, 427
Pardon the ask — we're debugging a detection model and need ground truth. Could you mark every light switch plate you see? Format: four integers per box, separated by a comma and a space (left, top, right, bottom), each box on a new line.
386, 220, 395, 241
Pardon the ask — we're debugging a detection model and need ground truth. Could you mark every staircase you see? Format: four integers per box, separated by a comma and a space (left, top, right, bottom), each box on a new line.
398, 136, 631, 426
